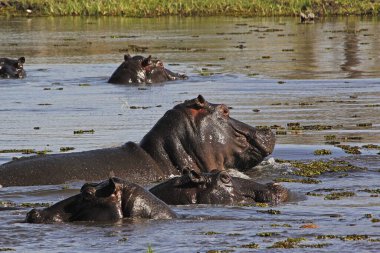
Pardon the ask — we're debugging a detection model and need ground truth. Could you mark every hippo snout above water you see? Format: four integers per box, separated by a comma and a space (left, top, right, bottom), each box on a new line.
25, 177, 177, 223
149, 170, 289, 205
108, 54, 188, 84
0, 57, 26, 79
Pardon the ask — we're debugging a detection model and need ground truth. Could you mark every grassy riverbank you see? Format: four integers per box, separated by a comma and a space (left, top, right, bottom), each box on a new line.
1, 0, 379, 17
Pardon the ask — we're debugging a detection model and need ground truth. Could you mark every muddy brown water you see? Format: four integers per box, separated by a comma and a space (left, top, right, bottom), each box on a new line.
0, 16, 379, 252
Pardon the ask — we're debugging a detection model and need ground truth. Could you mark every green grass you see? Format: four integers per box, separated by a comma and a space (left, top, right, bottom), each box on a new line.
1, 0, 379, 17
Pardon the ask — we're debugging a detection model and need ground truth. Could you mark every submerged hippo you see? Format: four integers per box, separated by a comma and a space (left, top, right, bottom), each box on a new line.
150, 170, 289, 205
26, 177, 177, 223
108, 54, 187, 84
0, 57, 26, 79
0, 95, 275, 187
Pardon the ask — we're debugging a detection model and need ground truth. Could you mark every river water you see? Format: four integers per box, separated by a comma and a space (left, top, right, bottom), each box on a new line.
0, 16, 379, 252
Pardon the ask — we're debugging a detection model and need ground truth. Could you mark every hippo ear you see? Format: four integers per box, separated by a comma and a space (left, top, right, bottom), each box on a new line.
18, 57, 25, 64
124, 54, 131, 61
94, 178, 117, 198
194, 95, 206, 108
218, 171, 231, 184
141, 55, 152, 67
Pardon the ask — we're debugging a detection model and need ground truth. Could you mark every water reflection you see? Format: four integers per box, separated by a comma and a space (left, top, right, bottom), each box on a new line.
0, 16, 379, 79
341, 20, 362, 78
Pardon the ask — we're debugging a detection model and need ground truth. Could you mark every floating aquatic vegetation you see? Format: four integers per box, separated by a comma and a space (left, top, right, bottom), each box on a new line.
78, 83, 91, 86
359, 189, 380, 194
256, 232, 280, 237
290, 160, 365, 177
300, 243, 331, 248
35, 149, 52, 155
316, 235, 339, 239
324, 191, 355, 200
299, 102, 313, 106
20, 202, 50, 208
356, 123, 372, 127
275, 177, 321, 184
227, 233, 242, 236
268, 237, 306, 249
129, 105, 151, 109
270, 224, 292, 228
0, 149, 35, 154
240, 243, 259, 249
257, 209, 281, 215
341, 234, 369, 241
255, 203, 269, 207
73, 129, 95, 134
341, 136, 362, 141
314, 149, 332, 156
372, 218, 380, 223
60, 147, 75, 152
335, 144, 361, 154
362, 144, 380, 149
324, 135, 336, 140
0, 248, 15, 251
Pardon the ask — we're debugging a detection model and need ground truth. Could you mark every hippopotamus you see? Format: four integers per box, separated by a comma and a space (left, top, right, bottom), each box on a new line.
150, 170, 289, 205
0, 57, 26, 79
0, 95, 275, 187
108, 54, 187, 84
26, 177, 177, 223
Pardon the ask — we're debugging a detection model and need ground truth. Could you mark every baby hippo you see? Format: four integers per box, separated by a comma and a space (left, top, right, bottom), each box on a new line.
150, 170, 289, 205
26, 177, 177, 223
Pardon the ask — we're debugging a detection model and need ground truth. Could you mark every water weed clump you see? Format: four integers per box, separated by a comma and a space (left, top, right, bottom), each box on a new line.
314, 149, 332, 156
290, 160, 365, 177
2, 0, 380, 17
268, 237, 306, 249
324, 191, 355, 200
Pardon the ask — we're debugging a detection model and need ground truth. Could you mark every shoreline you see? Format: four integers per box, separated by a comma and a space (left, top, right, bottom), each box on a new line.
0, 0, 379, 17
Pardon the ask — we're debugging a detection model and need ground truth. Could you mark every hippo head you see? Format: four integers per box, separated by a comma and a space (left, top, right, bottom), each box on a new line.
149, 170, 289, 205
25, 178, 124, 223
108, 54, 149, 84
0, 57, 26, 79
140, 95, 275, 175
108, 54, 187, 84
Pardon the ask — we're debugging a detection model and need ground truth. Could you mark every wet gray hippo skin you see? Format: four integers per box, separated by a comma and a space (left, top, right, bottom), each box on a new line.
0, 95, 275, 187
108, 54, 187, 84
150, 170, 289, 205
0, 57, 26, 79
25, 177, 177, 223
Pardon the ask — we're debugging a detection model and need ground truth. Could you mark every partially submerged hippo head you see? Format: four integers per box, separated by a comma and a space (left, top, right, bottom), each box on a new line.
108, 54, 187, 84
140, 95, 275, 175
0, 57, 26, 79
108, 54, 147, 84
150, 170, 289, 205
26, 177, 176, 223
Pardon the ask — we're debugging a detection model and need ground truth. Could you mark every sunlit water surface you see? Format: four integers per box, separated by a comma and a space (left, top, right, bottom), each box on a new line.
0, 16, 379, 252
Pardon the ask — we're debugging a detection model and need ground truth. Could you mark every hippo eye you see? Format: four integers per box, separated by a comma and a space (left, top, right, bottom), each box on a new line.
219, 171, 231, 184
